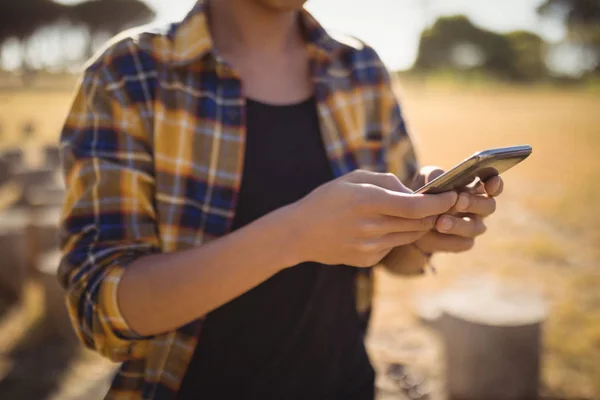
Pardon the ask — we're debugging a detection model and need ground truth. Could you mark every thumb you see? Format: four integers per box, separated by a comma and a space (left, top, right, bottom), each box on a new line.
346, 170, 411, 193
421, 166, 445, 184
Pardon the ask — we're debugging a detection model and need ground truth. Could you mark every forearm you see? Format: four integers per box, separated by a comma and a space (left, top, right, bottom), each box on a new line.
117, 205, 300, 337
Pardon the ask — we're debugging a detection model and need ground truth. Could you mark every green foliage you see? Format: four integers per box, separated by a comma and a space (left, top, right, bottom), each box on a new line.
414, 16, 548, 82
538, 0, 600, 73
506, 31, 548, 82
538, 0, 600, 28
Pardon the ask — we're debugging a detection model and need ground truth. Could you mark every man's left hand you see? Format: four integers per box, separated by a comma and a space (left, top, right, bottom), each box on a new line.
413, 166, 504, 254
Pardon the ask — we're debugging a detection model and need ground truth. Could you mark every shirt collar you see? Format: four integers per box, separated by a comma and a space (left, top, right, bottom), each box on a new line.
169, 0, 344, 67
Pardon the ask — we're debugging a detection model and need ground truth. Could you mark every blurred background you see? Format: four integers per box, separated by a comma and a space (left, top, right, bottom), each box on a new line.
0, 1, 598, 399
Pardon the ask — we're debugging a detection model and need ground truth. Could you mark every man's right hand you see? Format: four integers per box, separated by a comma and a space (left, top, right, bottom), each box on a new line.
285, 170, 458, 268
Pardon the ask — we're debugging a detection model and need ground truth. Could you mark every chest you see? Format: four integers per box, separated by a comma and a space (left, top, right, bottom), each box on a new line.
150, 68, 386, 251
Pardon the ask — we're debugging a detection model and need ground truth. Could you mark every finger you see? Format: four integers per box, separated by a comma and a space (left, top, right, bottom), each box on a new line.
415, 232, 475, 253
346, 170, 410, 193
436, 215, 487, 238
374, 231, 429, 249
419, 166, 445, 185
371, 187, 458, 219
362, 215, 438, 236
425, 167, 445, 184
412, 166, 444, 191
470, 180, 486, 194
459, 177, 484, 193
484, 176, 504, 197
454, 192, 496, 217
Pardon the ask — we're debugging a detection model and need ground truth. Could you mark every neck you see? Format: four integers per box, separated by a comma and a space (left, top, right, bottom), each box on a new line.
208, 0, 303, 55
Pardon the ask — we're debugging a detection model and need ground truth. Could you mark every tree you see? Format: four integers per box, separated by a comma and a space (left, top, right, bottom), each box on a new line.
506, 31, 548, 82
538, 0, 600, 73
413, 15, 547, 82
0, 0, 155, 70
70, 0, 156, 57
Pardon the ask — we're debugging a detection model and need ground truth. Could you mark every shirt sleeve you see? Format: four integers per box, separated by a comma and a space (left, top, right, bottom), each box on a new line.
58, 63, 160, 362
380, 71, 420, 185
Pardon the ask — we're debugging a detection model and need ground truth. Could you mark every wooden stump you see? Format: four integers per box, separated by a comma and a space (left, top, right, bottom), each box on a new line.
0, 210, 29, 301
13, 166, 60, 192
1, 148, 24, 170
30, 208, 61, 254
24, 185, 65, 210
12, 167, 63, 209
415, 279, 548, 400
25, 207, 62, 277
0, 157, 10, 185
38, 251, 76, 342
43, 145, 61, 170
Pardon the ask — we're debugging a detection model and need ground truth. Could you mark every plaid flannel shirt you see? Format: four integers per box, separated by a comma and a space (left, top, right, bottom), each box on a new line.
58, 1, 419, 398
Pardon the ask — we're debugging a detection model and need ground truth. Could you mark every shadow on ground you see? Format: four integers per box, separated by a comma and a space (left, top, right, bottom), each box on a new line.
0, 315, 80, 400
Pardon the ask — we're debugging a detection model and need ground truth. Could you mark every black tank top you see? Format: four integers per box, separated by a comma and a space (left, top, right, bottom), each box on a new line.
176, 97, 374, 400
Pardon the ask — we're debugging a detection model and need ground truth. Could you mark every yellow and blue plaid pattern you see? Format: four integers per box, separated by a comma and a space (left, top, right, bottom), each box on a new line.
58, 1, 418, 398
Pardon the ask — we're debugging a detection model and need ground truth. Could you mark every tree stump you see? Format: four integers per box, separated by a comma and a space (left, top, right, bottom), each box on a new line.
24, 185, 65, 210
0, 210, 29, 301
38, 251, 76, 342
13, 166, 60, 192
43, 145, 62, 170
31, 208, 61, 254
25, 207, 62, 277
1, 148, 24, 170
415, 279, 548, 400
12, 167, 62, 209
0, 156, 10, 185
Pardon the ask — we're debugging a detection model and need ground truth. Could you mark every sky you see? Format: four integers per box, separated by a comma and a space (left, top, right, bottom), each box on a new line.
145, 0, 566, 70
2, 0, 575, 73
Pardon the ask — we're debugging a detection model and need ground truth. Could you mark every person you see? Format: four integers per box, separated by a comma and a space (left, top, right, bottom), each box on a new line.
57, 0, 503, 399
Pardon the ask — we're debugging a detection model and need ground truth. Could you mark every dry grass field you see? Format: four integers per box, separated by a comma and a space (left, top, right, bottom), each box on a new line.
0, 78, 599, 399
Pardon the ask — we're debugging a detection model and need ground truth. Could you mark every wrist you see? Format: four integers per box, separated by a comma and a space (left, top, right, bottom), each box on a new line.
260, 202, 307, 271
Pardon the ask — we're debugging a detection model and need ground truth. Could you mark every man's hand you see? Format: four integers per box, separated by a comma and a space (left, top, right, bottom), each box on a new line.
413, 166, 504, 254
286, 170, 458, 268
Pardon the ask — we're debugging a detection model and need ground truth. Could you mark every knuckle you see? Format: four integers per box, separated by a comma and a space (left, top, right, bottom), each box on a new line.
359, 221, 379, 236
345, 169, 367, 183
357, 241, 378, 254
349, 185, 369, 208
383, 172, 400, 183
420, 215, 437, 231
462, 219, 477, 236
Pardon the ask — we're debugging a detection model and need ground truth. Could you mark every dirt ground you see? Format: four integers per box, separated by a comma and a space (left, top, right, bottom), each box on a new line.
0, 79, 599, 399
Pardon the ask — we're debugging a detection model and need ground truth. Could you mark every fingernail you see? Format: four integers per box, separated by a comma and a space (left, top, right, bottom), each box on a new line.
457, 194, 470, 211
439, 216, 453, 232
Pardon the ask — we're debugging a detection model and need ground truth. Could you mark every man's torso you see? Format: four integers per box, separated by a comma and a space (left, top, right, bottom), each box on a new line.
176, 97, 374, 399
58, 2, 417, 397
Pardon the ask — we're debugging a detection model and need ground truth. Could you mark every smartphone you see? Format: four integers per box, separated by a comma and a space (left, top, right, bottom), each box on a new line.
414, 145, 532, 194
